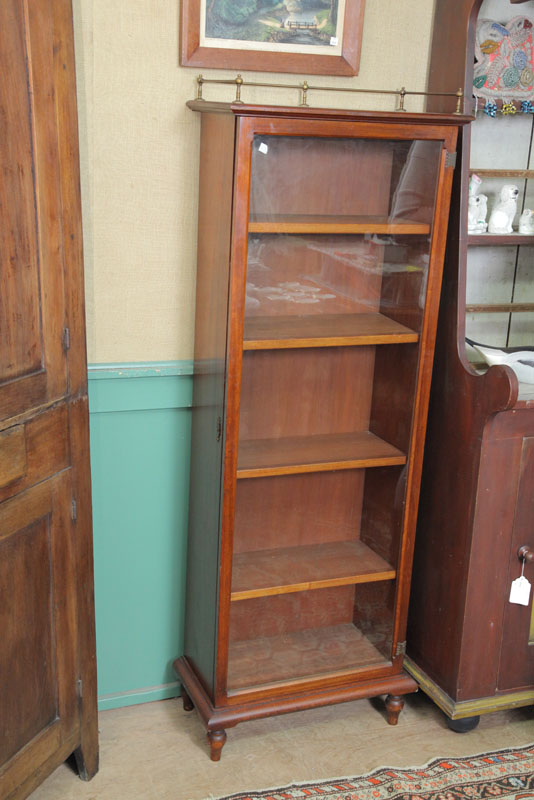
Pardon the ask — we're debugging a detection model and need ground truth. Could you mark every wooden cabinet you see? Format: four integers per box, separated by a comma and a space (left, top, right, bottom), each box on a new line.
406, 0, 534, 731
0, 2, 98, 797
175, 102, 467, 759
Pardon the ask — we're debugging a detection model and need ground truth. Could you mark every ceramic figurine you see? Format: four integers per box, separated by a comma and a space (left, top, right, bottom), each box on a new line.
519, 208, 534, 234
488, 184, 520, 233
468, 193, 488, 232
467, 173, 488, 232
476, 193, 488, 231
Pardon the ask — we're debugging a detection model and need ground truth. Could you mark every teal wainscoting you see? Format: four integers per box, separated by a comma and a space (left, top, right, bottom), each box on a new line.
88, 362, 193, 711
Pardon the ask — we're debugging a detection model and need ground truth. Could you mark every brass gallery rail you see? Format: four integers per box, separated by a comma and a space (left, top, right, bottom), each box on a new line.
193, 74, 464, 114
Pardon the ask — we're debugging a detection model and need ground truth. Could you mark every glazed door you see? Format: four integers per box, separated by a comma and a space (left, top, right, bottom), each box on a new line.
217, 117, 456, 700
0, 1, 97, 797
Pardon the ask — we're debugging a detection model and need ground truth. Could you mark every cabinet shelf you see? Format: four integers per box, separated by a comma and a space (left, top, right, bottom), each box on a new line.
468, 233, 534, 246
243, 313, 419, 350
231, 540, 396, 601
228, 623, 389, 691
470, 168, 534, 180
248, 214, 430, 235
237, 431, 406, 479
466, 303, 534, 314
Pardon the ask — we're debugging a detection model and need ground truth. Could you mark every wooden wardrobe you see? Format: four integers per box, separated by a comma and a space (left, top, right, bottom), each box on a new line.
0, 2, 98, 797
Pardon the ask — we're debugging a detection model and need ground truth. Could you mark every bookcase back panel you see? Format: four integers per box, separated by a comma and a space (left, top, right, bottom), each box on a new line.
239, 346, 375, 440
249, 137, 394, 218
227, 584, 393, 691
233, 471, 365, 553
229, 586, 356, 642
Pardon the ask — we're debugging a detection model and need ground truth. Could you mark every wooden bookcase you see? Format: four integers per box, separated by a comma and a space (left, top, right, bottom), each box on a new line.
406, 0, 534, 731
175, 102, 467, 759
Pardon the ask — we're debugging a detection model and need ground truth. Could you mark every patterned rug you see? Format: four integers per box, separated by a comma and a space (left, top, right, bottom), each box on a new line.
212, 743, 534, 800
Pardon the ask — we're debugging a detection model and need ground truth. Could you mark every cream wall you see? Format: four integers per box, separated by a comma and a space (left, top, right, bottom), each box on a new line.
73, 0, 439, 364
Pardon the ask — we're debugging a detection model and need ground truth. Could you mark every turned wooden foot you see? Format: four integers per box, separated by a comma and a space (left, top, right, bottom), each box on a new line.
207, 729, 227, 761
181, 687, 194, 712
385, 694, 405, 725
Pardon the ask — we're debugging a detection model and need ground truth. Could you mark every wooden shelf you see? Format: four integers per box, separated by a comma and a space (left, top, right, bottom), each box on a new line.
470, 169, 534, 180
237, 431, 406, 479
243, 313, 419, 350
248, 214, 430, 235
466, 303, 534, 313
228, 623, 388, 691
231, 540, 396, 601
468, 233, 534, 246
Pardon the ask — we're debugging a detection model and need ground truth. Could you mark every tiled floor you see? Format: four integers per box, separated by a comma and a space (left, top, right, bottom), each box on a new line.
32, 692, 533, 800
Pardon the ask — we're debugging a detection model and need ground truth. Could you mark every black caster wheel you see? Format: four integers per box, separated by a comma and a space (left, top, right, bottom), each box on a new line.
446, 715, 481, 732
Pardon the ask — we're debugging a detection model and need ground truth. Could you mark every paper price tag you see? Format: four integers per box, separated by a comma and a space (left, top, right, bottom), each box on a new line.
330, 36, 338, 46
509, 575, 531, 606
258, 142, 268, 155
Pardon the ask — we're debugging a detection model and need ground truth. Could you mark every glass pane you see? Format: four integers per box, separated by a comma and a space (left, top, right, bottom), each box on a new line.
230, 134, 441, 692
245, 136, 441, 338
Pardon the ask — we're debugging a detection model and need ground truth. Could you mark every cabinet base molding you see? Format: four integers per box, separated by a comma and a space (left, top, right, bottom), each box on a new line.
404, 657, 534, 720
175, 656, 417, 761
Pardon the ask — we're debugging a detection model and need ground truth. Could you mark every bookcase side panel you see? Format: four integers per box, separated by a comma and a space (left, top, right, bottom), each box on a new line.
184, 112, 236, 697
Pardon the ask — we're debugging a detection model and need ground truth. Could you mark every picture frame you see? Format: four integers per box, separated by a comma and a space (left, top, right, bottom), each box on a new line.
180, 0, 366, 76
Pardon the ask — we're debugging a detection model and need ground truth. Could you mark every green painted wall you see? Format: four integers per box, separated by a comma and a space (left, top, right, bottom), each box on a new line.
88, 363, 193, 710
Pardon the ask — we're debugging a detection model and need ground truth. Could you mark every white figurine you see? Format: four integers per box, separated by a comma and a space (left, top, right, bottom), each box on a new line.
519, 208, 534, 234
488, 184, 520, 234
468, 193, 488, 232
467, 174, 488, 232
476, 193, 488, 231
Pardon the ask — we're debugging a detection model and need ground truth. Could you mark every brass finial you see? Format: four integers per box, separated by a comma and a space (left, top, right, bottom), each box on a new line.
235, 74, 244, 104
454, 88, 464, 115
396, 87, 407, 112
300, 81, 309, 107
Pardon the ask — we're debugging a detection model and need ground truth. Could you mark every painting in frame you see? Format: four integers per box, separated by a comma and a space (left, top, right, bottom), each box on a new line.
181, 0, 366, 76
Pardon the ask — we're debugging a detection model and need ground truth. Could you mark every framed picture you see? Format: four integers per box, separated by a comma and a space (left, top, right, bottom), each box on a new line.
181, 0, 366, 76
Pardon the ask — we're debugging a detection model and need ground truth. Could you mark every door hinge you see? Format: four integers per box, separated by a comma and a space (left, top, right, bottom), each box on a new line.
395, 641, 407, 657
216, 416, 222, 442
445, 151, 457, 168
63, 326, 71, 351
77, 678, 83, 698
71, 498, 77, 521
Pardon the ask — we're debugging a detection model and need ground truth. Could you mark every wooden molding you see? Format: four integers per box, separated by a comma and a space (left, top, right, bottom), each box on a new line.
405, 657, 534, 719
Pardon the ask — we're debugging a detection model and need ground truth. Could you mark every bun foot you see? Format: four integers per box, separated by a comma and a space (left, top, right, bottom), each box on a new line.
207, 729, 227, 761
446, 715, 480, 733
385, 694, 405, 725
181, 688, 194, 712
